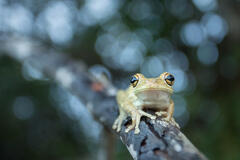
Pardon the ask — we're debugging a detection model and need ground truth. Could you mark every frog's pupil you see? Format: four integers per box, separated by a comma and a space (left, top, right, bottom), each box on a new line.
130, 76, 138, 83
167, 75, 174, 82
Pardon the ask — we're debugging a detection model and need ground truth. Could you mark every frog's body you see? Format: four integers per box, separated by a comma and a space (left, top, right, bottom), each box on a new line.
112, 72, 179, 134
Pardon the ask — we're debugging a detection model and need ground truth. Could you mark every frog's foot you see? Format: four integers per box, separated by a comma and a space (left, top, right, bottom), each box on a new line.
112, 118, 120, 132
162, 115, 171, 122
125, 110, 156, 134
112, 115, 125, 132
138, 110, 156, 120
125, 111, 141, 134
155, 111, 168, 117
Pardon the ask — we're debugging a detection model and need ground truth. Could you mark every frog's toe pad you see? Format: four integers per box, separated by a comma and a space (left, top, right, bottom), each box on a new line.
112, 119, 119, 130
150, 115, 156, 120
125, 128, 130, 133
116, 127, 121, 132
125, 126, 133, 133
162, 117, 171, 122
155, 111, 168, 117
134, 128, 140, 134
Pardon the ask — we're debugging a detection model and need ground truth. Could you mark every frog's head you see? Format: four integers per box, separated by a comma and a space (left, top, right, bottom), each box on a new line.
129, 72, 174, 100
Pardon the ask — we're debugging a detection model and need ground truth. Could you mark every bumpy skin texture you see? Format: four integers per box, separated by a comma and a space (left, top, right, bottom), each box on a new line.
112, 72, 179, 134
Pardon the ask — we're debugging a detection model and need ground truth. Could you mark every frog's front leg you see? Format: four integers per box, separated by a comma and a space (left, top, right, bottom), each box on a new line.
112, 108, 127, 132
155, 101, 180, 128
165, 100, 174, 121
125, 108, 156, 134
155, 100, 174, 121
124, 110, 139, 134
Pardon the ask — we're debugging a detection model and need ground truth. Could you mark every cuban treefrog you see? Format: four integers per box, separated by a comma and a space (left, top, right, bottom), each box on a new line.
112, 72, 179, 134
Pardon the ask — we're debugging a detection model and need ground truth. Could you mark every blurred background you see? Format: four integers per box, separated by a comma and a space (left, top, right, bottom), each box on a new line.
0, 0, 239, 159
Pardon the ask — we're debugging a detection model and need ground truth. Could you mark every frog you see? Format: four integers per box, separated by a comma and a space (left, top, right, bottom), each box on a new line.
112, 72, 179, 134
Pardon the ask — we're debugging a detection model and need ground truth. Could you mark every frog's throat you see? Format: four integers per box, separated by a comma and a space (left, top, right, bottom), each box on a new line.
134, 88, 173, 94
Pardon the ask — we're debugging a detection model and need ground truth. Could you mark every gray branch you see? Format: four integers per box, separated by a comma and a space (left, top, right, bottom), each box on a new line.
0, 35, 207, 160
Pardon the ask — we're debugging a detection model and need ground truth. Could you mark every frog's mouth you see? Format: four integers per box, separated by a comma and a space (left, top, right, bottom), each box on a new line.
135, 89, 172, 102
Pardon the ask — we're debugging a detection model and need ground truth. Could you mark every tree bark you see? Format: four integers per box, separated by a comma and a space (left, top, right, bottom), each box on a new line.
0, 35, 208, 160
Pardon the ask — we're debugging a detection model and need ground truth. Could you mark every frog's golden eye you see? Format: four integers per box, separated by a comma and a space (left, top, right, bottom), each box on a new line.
130, 75, 139, 87
165, 74, 175, 86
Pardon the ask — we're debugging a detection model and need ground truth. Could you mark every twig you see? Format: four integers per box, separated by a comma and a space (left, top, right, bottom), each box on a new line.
0, 35, 208, 160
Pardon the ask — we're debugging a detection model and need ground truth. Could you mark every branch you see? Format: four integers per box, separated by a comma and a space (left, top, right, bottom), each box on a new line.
0, 35, 208, 160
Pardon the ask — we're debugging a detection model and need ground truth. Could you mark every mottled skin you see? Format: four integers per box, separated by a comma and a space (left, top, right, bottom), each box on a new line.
113, 72, 179, 134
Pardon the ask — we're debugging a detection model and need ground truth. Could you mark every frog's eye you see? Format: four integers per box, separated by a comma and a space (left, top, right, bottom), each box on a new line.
130, 75, 139, 87
165, 74, 175, 86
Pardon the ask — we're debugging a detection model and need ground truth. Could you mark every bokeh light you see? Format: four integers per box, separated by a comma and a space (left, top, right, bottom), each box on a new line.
128, 0, 154, 21
165, 0, 193, 19
140, 56, 164, 77
22, 60, 47, 81
201, 13, 228, 42
36, 1, 76, 44
4, 4, 33, 35
95, 31, 146, 71
197, 41, 219, 65
78, 0, 120, 26
181, 21, 206, 47
50, 86, 102, 140
192, 0, 217, 12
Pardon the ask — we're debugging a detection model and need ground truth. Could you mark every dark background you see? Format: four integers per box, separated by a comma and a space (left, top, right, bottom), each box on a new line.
0, 0, 240, 159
